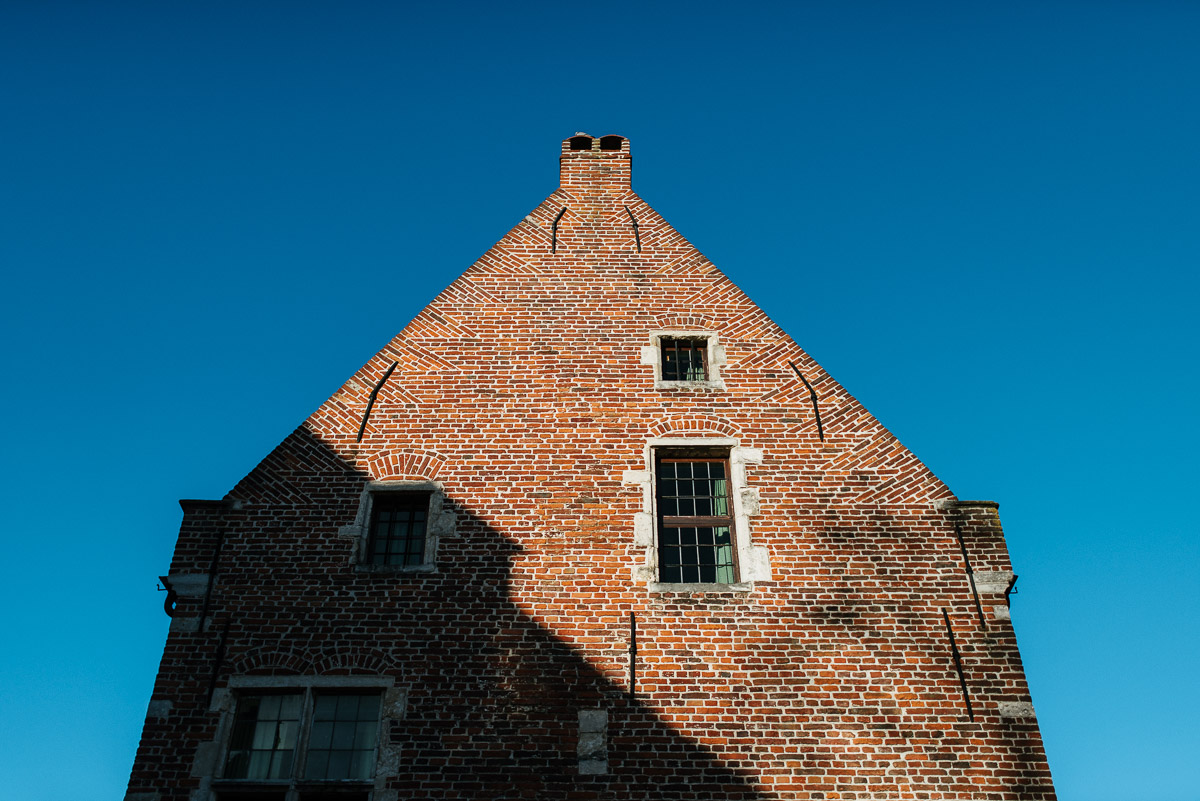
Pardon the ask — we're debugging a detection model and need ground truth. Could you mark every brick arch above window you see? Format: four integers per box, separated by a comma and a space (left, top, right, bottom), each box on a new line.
228, 646, 314, 677
649, 414, 740, 438
310, 647, 392, 676
653, 312, 717, 330
362, 448, 448, 481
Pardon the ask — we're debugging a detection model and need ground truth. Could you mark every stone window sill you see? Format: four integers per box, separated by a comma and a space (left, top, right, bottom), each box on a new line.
647, 582, 754, 593
353, 563, 437, 575
654, 380, 725, 392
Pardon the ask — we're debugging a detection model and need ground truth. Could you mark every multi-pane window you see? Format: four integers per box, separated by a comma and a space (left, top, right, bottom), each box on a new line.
659, 337, 708, 381
224, 692, 381, 785
368, 493, 429, 566
656, 452, 737, 583
305, 694, 381, 781
226, 694, 302, 780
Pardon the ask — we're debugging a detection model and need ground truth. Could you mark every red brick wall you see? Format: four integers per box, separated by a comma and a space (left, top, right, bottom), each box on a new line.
128, 134, 1055, 800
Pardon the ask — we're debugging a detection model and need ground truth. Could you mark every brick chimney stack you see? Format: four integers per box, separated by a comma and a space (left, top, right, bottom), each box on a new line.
559, 133, 631, 196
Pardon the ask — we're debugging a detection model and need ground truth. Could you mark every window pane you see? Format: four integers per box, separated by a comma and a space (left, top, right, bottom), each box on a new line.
258, 695, 280, 719
350, 750, 375, 780
326, 750, 352, 780
658, 525, 735, 584
369, 495, 429, 567
305, 750, 330, 781
357, 695, 381, 719
355, 721, 378, 749
309, 720, 333, 750
332, 721, 356, 749
306, 694, 380, 783
226, 694, 302, 781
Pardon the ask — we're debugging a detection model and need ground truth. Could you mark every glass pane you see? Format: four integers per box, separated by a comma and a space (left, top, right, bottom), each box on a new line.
357, 695, 381, 719
226, 751, 249, 778
247, 750, 271, 780
305, 750, 330, 780
268, 749, 293, 780
229, 719, 255, 750
350, 749, 375, 780
355, 720, 378, 749
309, 720, 333, 750
251, 721, 277, 749
327, 750, 352, 780
278, 694, 302, 720
332, 721, 356, 749
258, 695, 280, 720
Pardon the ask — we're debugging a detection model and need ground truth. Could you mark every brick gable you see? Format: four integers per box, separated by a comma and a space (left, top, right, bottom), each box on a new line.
129, 134, 1055, 801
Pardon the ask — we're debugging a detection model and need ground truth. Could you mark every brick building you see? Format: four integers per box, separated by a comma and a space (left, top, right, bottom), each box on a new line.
127, 133, 1055, 800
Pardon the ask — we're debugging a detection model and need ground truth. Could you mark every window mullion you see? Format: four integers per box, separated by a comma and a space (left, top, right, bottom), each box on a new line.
292, 688, 315, 785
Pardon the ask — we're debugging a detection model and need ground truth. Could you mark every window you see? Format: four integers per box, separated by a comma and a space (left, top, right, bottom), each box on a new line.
223, 691, 381, 786
340, 481, 447, 573
368, 492, 429, 567
655, 449, 737, 583
659, 337, 708, 382
642, 330, 724, 389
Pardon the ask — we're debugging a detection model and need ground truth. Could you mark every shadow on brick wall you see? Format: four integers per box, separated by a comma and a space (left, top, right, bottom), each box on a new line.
187, 426, 768, 800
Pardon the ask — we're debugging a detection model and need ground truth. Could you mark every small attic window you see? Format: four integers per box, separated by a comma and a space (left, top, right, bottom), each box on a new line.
569, 136, 593, 151
600, 135, 623, 151
660, 337, 708, 382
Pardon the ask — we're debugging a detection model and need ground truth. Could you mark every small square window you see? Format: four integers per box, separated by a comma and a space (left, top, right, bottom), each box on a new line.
655, 450, 737, 583
368, 493, 429, 567
659, 337, 708, 382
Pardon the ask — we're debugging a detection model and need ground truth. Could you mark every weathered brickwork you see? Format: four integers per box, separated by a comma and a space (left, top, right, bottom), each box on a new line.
128, 135, 1055, 800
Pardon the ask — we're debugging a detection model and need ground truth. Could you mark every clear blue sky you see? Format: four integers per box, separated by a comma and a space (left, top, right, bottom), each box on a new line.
2, 2, 1197, 799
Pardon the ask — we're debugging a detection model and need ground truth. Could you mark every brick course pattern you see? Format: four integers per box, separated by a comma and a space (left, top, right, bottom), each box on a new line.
127, 134, 1056, 800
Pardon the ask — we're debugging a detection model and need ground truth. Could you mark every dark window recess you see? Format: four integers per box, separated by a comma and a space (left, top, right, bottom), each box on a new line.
224, 692, 381, 787
305, 694, 381, 781
600, 135, 623, 150
569, 135, 593, 150
660, 337, 708, 381
369, 494, 429, 566
656, 453, 736, 583
226, 694, 303, 781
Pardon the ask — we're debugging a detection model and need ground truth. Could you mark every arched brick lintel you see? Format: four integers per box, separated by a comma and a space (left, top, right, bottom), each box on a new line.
364, 448, 448, 481
649, 414, 740, 438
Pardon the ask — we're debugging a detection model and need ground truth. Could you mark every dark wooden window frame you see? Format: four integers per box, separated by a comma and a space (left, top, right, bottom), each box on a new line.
659, 336, 709, 382
654, 448, 738, 583
220, 689, 382, 789
367, 492, 431, 567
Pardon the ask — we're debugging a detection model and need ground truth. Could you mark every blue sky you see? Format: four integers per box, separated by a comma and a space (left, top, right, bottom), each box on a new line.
1, 2, 1197, 799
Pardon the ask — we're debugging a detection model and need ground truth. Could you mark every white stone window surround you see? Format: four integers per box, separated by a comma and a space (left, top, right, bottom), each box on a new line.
199, 675, 406, 801
339, 480, 452, 574
640, 329, 727, 390
624, 437, 770, 592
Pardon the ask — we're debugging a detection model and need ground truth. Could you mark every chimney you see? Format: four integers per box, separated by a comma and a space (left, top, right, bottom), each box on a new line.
559, 133, 631, 195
